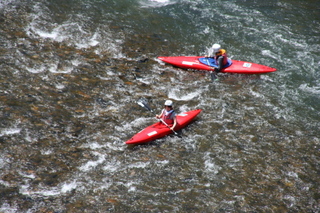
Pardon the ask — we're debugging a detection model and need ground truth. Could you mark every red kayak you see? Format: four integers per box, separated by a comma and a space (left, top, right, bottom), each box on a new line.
125, 109, 202, 145
158, 56, 276, 74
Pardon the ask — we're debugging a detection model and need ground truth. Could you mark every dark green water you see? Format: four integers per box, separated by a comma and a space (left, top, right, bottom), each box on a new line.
0, 0, 319, 212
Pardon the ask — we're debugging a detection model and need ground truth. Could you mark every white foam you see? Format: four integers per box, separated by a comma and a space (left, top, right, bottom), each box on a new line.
76, 32, 100, 49
55, 84, 65, 90
299, 84, 320, 94
20, 184, 61, 197
18, 172, 35, 179
36, 29, 60, 40
139, 0, 176, 8
0, 203, 18, 213
137, 77, 152, 85
284, 195, 296, 207
0, 128, 21, 137
204, 161, 220, 175
150, 0, 169, 2
71, 59, 82, 67
249, 89, 265, 98
27, 20, 73, 43
128, 186, 136, 192
120, 117, 151, 131
156, 160, 169, 166
26, 65, 46, 74
103, 160, 121, 172
168, 88, 200, 101
261, 49, 277, 60
25, 10, 121, 57
41, 149, 53, 155
128, 161, 150, 168
49, 64, 73, 74
19, 180, 78, 198
287, 171, 298, 179
61, 181, 77, 193
0, 0, 15, 8
203, 153, 221, 175
0, 158, 4, 169
79, 152, 106, 171
81, 142, 105, 150
124, 181, 137, 192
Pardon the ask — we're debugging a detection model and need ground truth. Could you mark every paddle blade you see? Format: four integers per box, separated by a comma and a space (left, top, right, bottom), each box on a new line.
137, 101, 145, 108
137, 98, 153, 112
210, 71, 218, 82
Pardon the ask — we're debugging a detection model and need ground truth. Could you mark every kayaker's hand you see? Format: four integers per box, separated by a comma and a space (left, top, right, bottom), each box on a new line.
156, 115, 160, 119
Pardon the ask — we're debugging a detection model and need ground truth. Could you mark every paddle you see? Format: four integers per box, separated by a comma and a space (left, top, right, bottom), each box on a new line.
137, 99, 178, 135
206, 57, 218, 82
210, 71, 218, 82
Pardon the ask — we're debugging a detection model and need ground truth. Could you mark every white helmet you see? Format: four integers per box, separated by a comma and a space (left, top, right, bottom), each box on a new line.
164, 100, 173, 106
212, 43, 221, 53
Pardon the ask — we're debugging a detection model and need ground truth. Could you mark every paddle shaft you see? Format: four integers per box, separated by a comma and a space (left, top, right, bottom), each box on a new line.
206, 57, 218, 81
157, 117, 178, 135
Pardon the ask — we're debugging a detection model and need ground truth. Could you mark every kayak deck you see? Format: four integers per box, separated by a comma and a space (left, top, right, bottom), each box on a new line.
125, 109, 202, 145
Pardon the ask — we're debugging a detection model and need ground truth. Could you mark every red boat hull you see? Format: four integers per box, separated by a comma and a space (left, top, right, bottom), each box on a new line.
158, 56, 276, 74
125, 109, 202, 144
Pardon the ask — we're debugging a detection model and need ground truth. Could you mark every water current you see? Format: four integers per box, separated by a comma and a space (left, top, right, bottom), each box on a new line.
0, 0, 319, 212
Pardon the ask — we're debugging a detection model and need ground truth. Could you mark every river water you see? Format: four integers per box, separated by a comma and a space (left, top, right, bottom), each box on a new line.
0, 0, 319, 212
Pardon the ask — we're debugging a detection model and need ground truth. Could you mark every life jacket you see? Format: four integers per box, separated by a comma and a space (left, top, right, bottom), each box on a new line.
214, 49, 228, 66
160, 109, 175, 125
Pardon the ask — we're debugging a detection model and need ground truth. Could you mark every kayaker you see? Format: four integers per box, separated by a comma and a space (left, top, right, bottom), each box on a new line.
156, 100, 177, 130
207, 43, 228, 73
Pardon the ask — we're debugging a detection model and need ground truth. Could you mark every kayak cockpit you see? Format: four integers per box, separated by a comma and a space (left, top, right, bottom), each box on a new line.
198, 57, 232, 68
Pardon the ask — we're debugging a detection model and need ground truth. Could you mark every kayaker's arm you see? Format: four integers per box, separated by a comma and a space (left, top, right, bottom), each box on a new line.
156, 109, 164, 119
171, 116, 177, 130
214, 55, 224, 73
